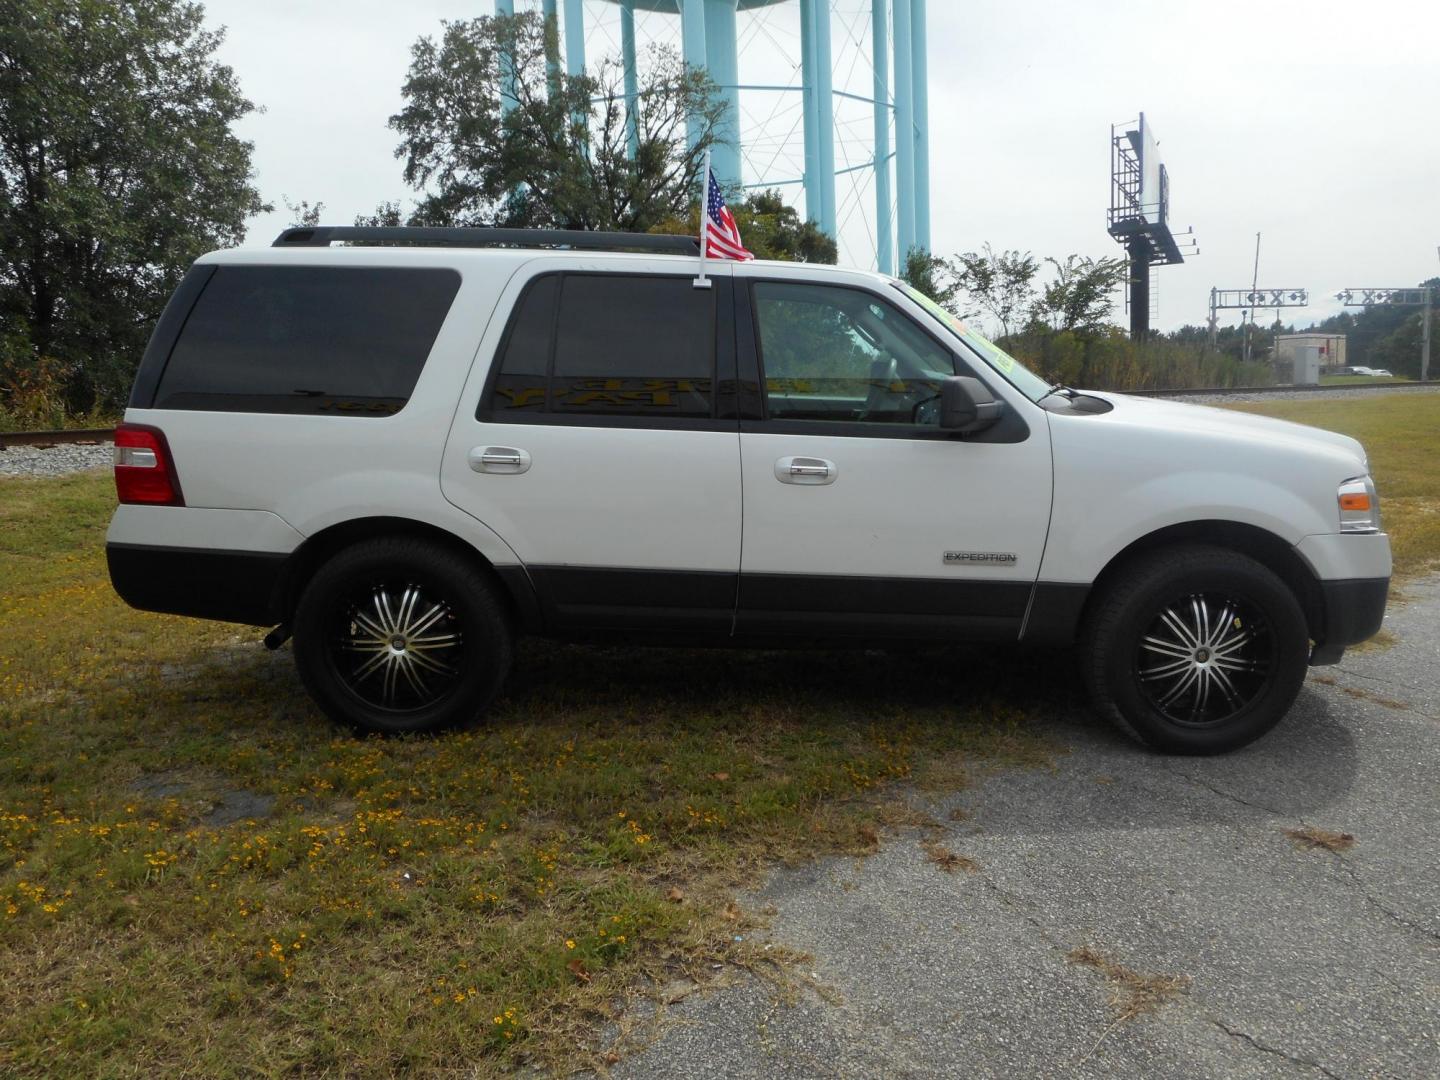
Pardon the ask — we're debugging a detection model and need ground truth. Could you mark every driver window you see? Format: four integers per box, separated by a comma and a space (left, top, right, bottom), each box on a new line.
752, 282, 957, 424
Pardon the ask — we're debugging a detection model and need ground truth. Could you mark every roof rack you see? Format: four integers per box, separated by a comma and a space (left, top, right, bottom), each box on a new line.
272, 226, 700, 254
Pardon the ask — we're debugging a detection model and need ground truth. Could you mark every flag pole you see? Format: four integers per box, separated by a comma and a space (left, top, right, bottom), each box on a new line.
694, 149, 712, 290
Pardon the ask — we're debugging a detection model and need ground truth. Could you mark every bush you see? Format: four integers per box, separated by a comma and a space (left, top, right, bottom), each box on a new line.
1006, 327, 1275, 391
0, 353, 73, 431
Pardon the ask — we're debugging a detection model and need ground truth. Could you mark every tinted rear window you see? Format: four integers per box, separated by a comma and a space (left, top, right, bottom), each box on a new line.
154, 266, 461, 416
487, 273, 715, 419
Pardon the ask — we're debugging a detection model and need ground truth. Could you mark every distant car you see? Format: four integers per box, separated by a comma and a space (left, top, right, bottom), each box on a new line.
1370, 369, 1394, 377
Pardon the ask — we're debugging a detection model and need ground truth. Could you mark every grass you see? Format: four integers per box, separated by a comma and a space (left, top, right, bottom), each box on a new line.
1229, 392, 1440, 580
0, 471, 1059, 1077
1318, 375, 1415, 386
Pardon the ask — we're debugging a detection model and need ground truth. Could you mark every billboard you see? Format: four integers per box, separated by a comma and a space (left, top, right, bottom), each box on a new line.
1138, 113, 1164, 226
1130, 112, 1166, 227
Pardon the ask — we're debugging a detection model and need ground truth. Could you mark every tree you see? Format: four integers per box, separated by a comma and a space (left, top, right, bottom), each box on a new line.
953, 243, 1038, 339
283, 198, 325, 229
0, 0, 267, 409
1034, 255, 1128, 333
649, 188, 837, 263
899, 248, 962, 312
388, 13, 726, 232
731, 189, 836, 263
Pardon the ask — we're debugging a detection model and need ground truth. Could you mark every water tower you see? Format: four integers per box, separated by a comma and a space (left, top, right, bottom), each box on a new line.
492, 0, 933, 273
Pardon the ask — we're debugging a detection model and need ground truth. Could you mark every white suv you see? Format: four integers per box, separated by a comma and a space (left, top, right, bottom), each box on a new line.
106, 227, 1391, 754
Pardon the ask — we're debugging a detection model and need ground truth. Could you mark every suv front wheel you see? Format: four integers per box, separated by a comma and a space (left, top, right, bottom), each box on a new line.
292, 537, 513, 734
1080, 545, 1310, 754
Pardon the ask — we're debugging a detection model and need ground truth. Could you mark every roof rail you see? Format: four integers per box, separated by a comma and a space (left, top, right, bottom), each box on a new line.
272, 225, 700, 254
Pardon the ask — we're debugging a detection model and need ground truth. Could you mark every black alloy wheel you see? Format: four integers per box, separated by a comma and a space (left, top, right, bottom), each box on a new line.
1081, 544, 1309, 754
293, 537, 512, 734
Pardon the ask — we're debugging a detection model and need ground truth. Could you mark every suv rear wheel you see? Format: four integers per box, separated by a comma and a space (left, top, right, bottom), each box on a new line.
1080, 544, 1309, 754
293, 537, 512, 734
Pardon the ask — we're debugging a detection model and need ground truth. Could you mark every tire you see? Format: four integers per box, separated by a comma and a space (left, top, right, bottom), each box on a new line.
292, 537, 513, 734
1080, 544, 1309, 755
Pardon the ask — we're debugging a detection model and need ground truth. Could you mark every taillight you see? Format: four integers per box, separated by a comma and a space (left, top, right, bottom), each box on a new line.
113, 423, 184, 506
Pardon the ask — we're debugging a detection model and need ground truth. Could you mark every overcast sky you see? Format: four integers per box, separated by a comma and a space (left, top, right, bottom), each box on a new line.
207, 0, 1440, 333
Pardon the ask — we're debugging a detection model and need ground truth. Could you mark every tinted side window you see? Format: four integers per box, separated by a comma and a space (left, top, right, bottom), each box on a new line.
154, 266, 461, 416
490, 275, 558, 414
753, 282, 956, 425
487, 274, 715, 420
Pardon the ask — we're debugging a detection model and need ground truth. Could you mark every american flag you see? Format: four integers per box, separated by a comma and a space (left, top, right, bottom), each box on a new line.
703, 167, 754, 262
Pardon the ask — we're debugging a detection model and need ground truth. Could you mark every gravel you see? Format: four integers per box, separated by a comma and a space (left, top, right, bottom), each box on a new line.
1158, 383, 1440, 405
0, 440, 114, 478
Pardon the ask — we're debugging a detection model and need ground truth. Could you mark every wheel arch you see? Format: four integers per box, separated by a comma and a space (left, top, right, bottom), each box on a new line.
1082, 520, 1324, 643
278, 516, 541, 633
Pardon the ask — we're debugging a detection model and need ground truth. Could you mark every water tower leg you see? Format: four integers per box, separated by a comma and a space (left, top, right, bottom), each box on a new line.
893, 0, 915, 263
495, 1, 517, 115
871, 0, 892, 274
813, 0, 836, 237
705, 0, 742, 187
910, 0, 929, 252
680, 0, 708, 152
800, 0, 821, 222
563, 0, 585, 75
543, 0, 559, 84
621, 0, 638, 157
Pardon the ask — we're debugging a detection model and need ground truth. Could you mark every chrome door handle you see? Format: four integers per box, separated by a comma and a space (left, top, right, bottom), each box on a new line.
775, 456, 837, 485
468, 446, 531, 474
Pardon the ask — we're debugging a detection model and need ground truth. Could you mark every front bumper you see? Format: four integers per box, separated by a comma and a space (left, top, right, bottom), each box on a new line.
1309, 576, 1389, 665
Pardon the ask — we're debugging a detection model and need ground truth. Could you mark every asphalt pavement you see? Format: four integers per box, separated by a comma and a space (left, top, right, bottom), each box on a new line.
609, 576, 1440, 1079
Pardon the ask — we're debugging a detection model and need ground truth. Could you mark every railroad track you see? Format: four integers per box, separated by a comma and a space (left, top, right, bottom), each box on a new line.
0, 381, 1433, 448
1125, 381, 1435, 398
0, 427, 114, 449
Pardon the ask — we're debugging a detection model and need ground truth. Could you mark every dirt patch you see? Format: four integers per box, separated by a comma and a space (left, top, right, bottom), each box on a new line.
922, 841, 979, 874
1066, 946, 1190, 1022
130, 769, 275, 826
1283, 826, 1356, 853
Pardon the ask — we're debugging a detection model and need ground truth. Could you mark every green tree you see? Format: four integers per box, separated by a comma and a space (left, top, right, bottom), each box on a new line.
649, 188, 837, 263
1033, 254, 1128, 333
731, 189, 836, 263
953, 243, 1038, 339
0, 0, 267, 409
899, 248, 962, 312
282, 197, 325, 229
388, 13, 726, 232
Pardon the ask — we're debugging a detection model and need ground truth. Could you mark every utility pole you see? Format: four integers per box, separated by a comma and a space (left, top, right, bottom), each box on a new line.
1208, 287, 1218, 349
1423, 288, 1432, 382
1244, 232, 1261, 363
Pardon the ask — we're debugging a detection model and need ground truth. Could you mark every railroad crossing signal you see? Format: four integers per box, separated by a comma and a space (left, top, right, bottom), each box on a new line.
1207, 287, 1309, 348
1335, 287, 1432, 382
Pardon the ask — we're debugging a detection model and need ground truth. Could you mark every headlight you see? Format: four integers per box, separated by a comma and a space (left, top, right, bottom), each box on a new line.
1338, 476, 1381, 534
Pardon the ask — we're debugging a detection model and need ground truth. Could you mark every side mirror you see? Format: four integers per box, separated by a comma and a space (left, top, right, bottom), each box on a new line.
940, 375, 1004, 433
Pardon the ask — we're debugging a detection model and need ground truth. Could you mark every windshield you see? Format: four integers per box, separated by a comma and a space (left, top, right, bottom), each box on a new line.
891, 281, 1052, 403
